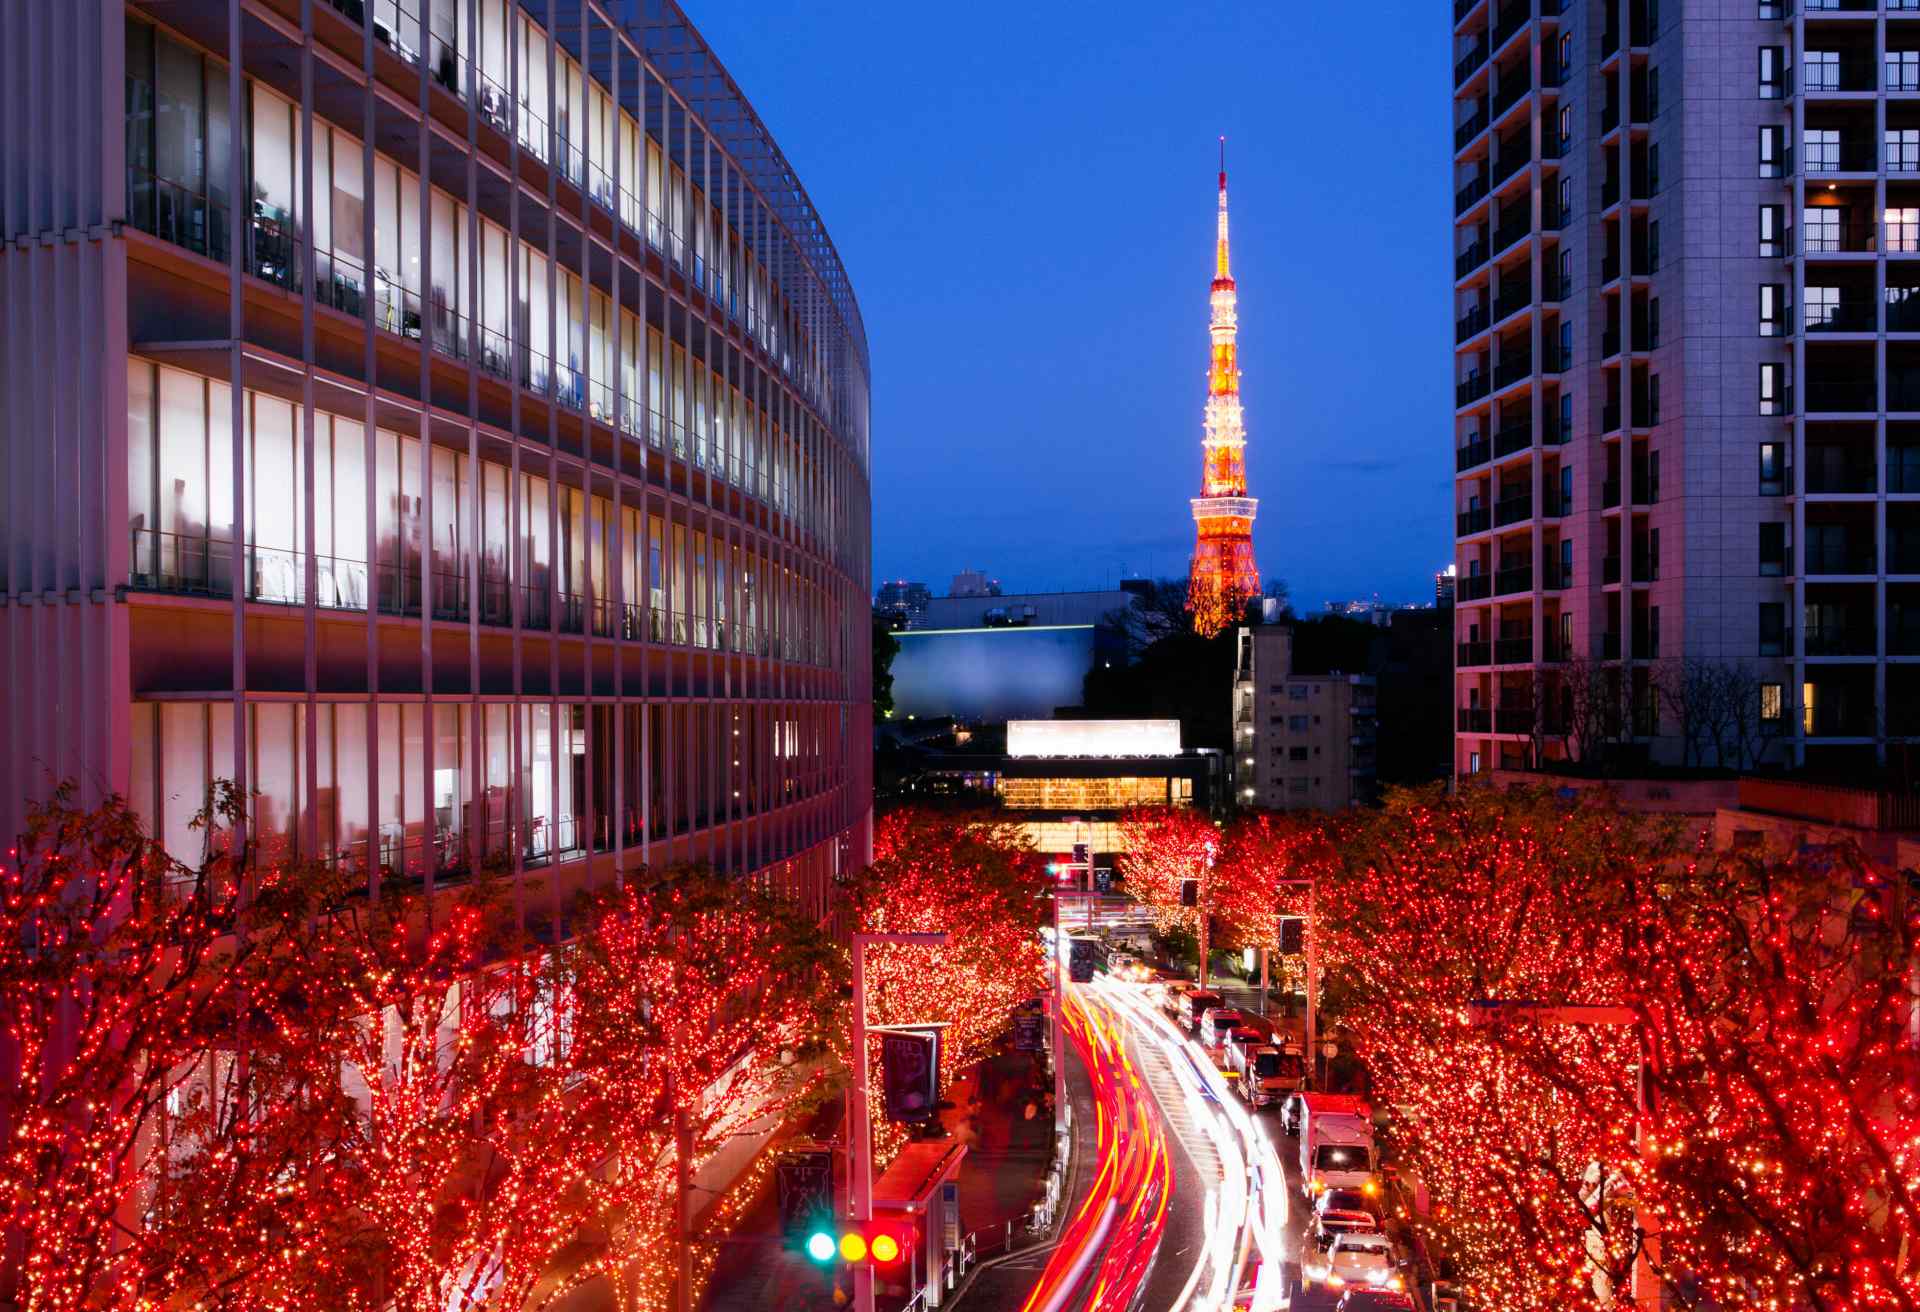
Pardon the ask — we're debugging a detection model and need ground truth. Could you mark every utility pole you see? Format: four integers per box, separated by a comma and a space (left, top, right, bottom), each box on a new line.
851, 931, 948, 1312
1305, 878, 1319, 1086
672, 1069, 692, 1312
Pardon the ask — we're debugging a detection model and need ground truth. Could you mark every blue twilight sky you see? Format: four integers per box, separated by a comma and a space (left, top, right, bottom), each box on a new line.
687, 2, 1453, 611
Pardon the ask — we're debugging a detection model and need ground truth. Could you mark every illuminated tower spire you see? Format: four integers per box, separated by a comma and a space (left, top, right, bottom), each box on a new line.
1188, 139, 1260, 637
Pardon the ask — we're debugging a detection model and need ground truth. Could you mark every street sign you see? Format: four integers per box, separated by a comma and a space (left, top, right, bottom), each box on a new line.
942, 1181, 961, 1251
1068, 937, 1099, 983
1278, 915, 1305, 955
1013, 1010, 1044, 1051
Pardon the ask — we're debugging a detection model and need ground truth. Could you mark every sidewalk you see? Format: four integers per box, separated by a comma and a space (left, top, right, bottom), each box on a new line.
938, 1047, 1058, 1254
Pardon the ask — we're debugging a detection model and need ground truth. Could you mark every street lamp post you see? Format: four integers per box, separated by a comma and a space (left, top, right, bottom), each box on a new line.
851, 931, 949, 1312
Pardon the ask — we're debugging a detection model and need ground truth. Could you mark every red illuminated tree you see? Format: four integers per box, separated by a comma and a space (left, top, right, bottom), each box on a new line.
0, 782, 329, 1312
1114, 805, 1219, 935
543, 869, 842, 1311
1318, 784, 1920, 1311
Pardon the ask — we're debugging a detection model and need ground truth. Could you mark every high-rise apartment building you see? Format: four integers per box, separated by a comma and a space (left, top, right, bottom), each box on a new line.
0, 0, 871, 917
875, 579, 932, 627
1451, 0, 1920, 780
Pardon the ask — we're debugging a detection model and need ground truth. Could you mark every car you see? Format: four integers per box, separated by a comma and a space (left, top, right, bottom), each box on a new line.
1333, 1291, 1416, 1312
1161, 980, 1194, 1018
1197, 1006, 1248, 1053
1301, 1231, 1403, 1295
1311, 1206, 1378, 1252
1314, 1188, 1380, 1225
1180, 989, 1225, 1031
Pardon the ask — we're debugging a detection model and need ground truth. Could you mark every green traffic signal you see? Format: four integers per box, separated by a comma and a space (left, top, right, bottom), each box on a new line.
806, 1230, 837, 1263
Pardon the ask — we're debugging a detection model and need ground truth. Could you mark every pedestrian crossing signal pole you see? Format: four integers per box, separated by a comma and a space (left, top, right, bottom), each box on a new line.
851, 931, 948, 1312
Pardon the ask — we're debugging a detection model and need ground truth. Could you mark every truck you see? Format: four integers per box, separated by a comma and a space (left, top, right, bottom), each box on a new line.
1180, 989, 1224, 1033
1226, 1041, 1307, 1108
1292, 1092, 1378, 1200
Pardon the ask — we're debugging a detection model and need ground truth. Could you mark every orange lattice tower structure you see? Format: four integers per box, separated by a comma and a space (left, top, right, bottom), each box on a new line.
1187, 140, 1260, 637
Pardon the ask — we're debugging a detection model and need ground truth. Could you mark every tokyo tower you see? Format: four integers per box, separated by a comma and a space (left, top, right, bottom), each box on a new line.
1187, 140, 1260, 638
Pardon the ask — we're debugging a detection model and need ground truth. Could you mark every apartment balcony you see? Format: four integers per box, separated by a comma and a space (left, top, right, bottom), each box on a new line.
1494, 492, 1533, 526
1806, 542, 1877, 574
1458, 572, 1494, 601
1805, 378, 1877, 413
1455, 102, 1492, 150
1494, 707, 1534, 734
1893, 447, 1920, 492
1632, 548, 1659, 582
1458, 373, 1492, 406
1632, 471, 1661, 504
1804, 625, 1876, 657
1490, 0, 1530, 50
1802, 55, 1877, 93
1492, 285, 1532, 324
1804, 218, 1877, 254
1490, 145, 1533, 189
1805, 458, 1877, 494
1601, 631, 1622, 659
1494, 636, 1533, 664
1493, 353, 1534, 390
1456, 174, 1491, 215
1494, 564, 1534, 595
1493, 421, 1533, 457
1457, 239, 1491, 281
1458, 708, 1493, 733
1456, 37, 1491, 87
1491, 202, 1532, 256
1888, 290, 1920, 331
1806, 300, 1877, 332
1802, 141, 1878, 175
1458, 506, 1492, 536
1544, 560, 1574, 588
1457, 436, 1492, 470
1602, 553, 1622, 583
1458, 640, 1493, 667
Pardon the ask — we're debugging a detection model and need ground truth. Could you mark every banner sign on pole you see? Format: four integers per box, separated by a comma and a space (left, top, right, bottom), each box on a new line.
881, 1028, 941, 1123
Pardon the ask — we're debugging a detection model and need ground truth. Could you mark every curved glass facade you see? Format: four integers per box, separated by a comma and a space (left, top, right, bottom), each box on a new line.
25, 0, 872, 913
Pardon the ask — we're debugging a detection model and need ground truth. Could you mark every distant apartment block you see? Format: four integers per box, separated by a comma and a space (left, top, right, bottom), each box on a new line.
1231, 625, 1377, 812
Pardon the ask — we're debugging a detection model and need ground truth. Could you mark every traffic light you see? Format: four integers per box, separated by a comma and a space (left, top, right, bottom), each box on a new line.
1068, 936, 1098, 983
1180, 878, 1199, 907
777, 1150, 834, 1240
1278, 915, 1305, 955
802, 1220, 911, 1268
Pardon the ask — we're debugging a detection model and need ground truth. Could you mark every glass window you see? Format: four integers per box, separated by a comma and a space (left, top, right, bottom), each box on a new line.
1804, 127, 1839, 173
1759, 204, 1784, 257
1759, 125, 1785, 177
1890, 50, 1920, 94
1804, 206, 1842, 253
1760, 522, 1787, 576
1760, 441, 1787, 495
1888, 128, 1920, 175
1759, 683, 1784, 723
1759, 602, 1787, 656
1890, 207, 1920, 254
1759, 363, 1787, 415
1804, 50, 1838, 92
1760, 284, 1786, 335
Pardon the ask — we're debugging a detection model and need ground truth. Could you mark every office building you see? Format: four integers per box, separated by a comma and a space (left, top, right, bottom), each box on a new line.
1231, 625, 1377, 812
948, 567, 1001, 598
875, 579, 932, 627
1, 0, 871, 917
1451, 0, 1920, 780
1436, 563, 1458, 608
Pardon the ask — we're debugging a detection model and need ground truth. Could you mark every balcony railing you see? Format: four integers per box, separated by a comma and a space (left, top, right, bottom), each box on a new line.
1494, 493, 1534, 526
1456, 174, 1491, 214
1494, 564, 1534, 595
1802, 141, 1877, 174
1457, 304, 1491, 342
1491, 144, 1533, 187
1494, 636, 1533, 664
1805, 456, 1877, 494
1805, 300, 1877, 332
1493, 353, 1534, 388
1457, 437, 1492, 470
1805, 378, 1876, 412
1544, 560, 1574, 588
1458, 641, 1493, 667
1456, 38, 1491, 86
1457, 239, 1491, 278
1492, 204, 1532, 255
1804, 626, 1876, 657
1459, 573, 1493, 601
1456, 102, 1492, 149
1802, 55, 1877, 93
1458, 373, 1492, 406
1458, 708, 1493, 733
1492, 285, 1532, 322
1493, 421, 1532, 457
1804, 219, 1877, 254
1806, 542, 1877, 574
1495, 707, 1534, 734
1458, 507, 1492, 536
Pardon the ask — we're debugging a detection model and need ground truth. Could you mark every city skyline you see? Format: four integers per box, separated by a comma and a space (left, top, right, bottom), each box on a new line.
688, 0, 1452, 611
